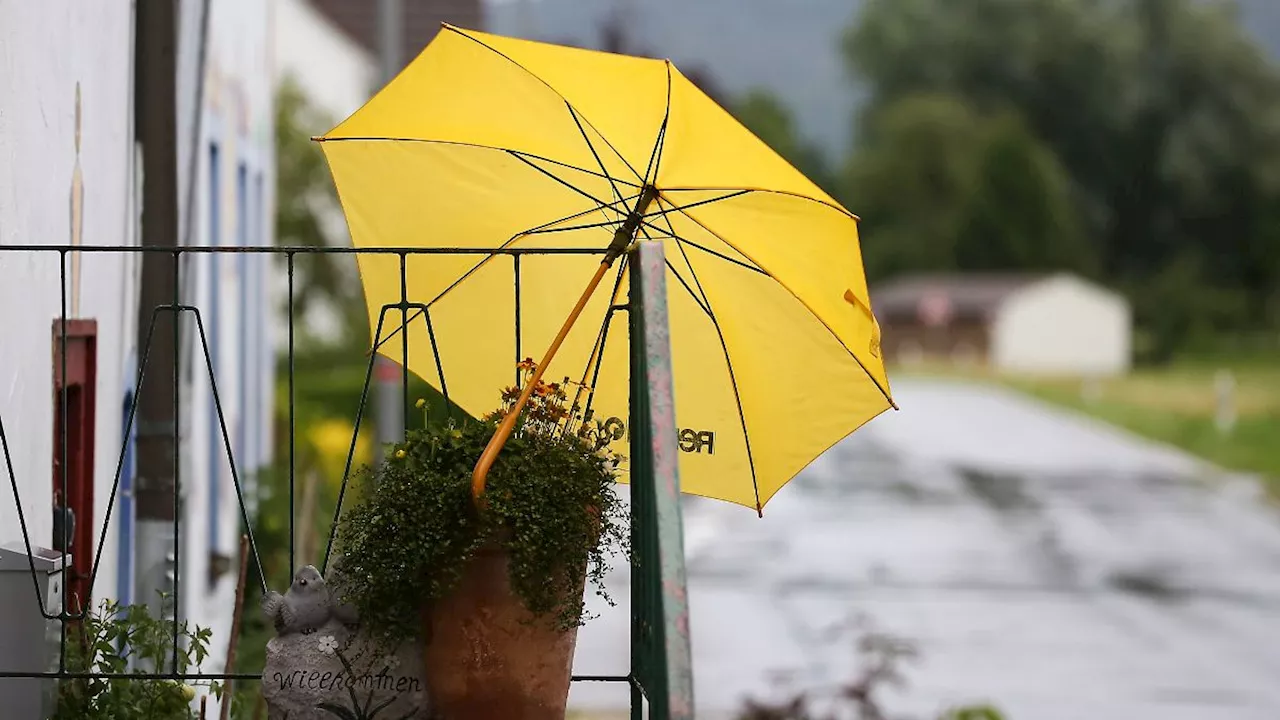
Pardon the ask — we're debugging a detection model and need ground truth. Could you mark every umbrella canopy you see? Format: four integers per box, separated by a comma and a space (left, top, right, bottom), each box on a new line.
318, 25, 895, 513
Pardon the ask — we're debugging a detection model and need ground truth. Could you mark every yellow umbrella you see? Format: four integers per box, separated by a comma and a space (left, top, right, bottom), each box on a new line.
318, 25, 896, 514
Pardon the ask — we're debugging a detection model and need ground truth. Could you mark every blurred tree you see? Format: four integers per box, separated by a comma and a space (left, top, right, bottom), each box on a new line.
275, 77, 368, 350
954, 111, 1090, 274
844, 0, 1280, 358
846, 93, 1088, 278
844, 94, 987, 277
732, 90, 838, 194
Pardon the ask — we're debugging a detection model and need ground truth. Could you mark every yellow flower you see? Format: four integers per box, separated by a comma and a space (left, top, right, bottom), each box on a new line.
415, 398, 426, 409
394, 449, 407, 459
449, 429, 463, 440
307, 418, 371, 492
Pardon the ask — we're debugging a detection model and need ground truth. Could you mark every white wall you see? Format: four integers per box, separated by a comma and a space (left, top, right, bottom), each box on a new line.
270, 0, 378, 343
0, 2, 274, 704
0, 0, 139, 607
991, 275, 1132, 376
273, 0, 377, 121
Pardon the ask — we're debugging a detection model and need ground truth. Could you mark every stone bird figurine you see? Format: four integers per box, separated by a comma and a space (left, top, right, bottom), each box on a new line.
261, 565, 338, 636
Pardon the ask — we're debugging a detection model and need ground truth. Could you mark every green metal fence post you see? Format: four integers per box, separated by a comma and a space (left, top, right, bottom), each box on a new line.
628, 241, 695, 720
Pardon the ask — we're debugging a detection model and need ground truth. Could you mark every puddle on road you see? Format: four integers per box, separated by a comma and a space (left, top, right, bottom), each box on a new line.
957, 466, 1040, 512
1106, 568, 1191, 603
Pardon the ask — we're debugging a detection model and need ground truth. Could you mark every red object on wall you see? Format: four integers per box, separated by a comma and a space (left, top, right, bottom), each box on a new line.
52, 319, 98, 612
375, 355, 403, 382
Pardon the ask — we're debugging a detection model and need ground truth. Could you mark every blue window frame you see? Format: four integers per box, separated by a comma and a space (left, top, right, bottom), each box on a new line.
236, 162, 249, 489
207, 142, 221, 568
116, 388, 136, 605
252, 171, 266, 473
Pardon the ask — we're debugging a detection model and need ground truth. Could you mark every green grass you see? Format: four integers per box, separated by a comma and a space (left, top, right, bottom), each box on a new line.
894, 360, 1280, 489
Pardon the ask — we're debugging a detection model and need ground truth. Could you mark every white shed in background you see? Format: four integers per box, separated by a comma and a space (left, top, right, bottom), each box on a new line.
990, 274, 1131, 376
873, 272, 1132, 377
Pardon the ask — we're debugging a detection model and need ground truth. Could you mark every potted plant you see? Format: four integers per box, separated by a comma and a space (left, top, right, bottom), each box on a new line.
333, 360, 628, 719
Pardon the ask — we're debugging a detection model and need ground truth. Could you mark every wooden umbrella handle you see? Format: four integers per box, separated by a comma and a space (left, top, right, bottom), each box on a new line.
471, 187, 657, 504
471, 260, 612, 502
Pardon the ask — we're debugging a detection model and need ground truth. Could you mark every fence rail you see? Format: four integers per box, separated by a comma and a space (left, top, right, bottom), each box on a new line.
0, 243, 692, 718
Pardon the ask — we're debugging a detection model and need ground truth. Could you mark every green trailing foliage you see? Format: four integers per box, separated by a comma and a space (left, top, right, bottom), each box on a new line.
333, 361, 629, 641
52, 595, 222, 720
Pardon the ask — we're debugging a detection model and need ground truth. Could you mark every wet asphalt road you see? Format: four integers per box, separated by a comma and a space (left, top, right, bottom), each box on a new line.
568, 378, 1280, 719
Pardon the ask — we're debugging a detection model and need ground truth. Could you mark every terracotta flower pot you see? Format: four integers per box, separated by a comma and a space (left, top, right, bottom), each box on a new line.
421, 543, 583, 720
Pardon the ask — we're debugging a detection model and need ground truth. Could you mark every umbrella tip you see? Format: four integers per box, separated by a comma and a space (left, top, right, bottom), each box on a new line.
310, 135, 324, 143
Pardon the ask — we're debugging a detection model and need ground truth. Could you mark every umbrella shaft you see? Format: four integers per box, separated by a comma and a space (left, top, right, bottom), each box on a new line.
472, 260, 612, 500
604, 185, 658, 264
472, 187, 658, 502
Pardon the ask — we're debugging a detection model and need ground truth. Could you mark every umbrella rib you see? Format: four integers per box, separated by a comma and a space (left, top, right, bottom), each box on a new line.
318, 135, 640, 188
652, 209, 714, 313
663, 257, 712, 319
659, 185, 856, 220
507, 150, 645, 242
444, 26, 646, 183
575, 256, 631, 429
370, 193, 637, 353
645, 196, 766, 276
643, 61, 673, 186
666, 232, 767, 277
525, 217, 626, 236
637, 221, 765, 514
429, 190, 630, 306
655, 223, 764, 516
521, 189, 642, 238
669, 200, 897, 410
508, 151, 617, 216
645, 189, 750, 218
637, 215, 711, 317
565, 102, 627, 209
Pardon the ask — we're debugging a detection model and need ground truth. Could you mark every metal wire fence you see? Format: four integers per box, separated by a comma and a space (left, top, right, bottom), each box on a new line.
0, 243, 692, 719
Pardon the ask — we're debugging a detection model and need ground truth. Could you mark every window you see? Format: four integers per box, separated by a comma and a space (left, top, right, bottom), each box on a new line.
236, 163, 248, 489
116, 389, 136, 605
251, 171, 266, 477
52, 319, 98, 611
207, 142, 223, 586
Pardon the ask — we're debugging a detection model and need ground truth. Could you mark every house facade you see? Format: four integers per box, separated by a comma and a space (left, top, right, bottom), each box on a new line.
274, 0, 379, 122
274, 0, 485, 124
177, 0, 278, 675
0, 2, 275, 708
0, 0, 140, 615
267, 0, 485, 345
